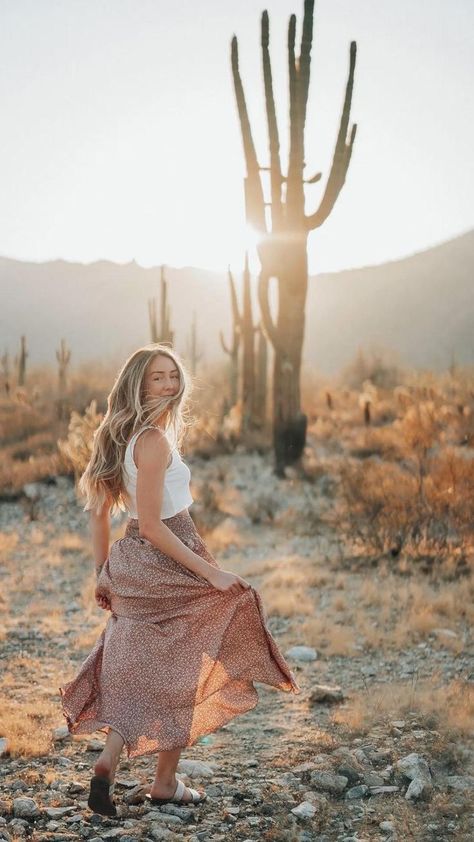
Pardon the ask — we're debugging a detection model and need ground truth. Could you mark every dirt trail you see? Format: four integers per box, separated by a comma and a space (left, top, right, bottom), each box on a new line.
0, 442, 473, 840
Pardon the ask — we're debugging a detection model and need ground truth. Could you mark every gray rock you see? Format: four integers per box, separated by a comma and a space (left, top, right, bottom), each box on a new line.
432, 628, 457, 638
370, 786, 399, 795
309, 684, 344, 704
362, 771, 386, 787
52, 725, 71, 741
446, 775, 474, 792
65, 813, 83, 823
302, 791, 328, 808
285, 645, 318, 661
396, 752, 432, 801
43, 807, 77, 818
149, 825, 174, 841
177, 759, 215, 778
0, 739, 8, 757
345, 785, 369, 800
353, 749, 373, 768
336, 765, 361, 785
291, 800, 317, 818
146, 810, 183, 825
160, 803, 194, 822
68, 780, 86, 794
122, 784, 148, 805
204, 784, 222, 797
12, 798, 41, 819
310, 771, 348, 794
114, 777, 142, 788
86, 739, 104, 751
379, 820, 396, 832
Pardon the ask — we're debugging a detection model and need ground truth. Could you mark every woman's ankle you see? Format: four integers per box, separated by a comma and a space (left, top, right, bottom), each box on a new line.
154, 772, 177, 787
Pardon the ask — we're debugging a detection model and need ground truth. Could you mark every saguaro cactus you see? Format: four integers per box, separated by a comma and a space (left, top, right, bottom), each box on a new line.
240, 251, 256, 432
1, 350, 10, 397
56, 338, 71, 419
231, 0, 357, 475
16, 335, 28, 387
186, 310, 203, 376
149, 265, 174, 345
220, 255, 260, 431
219, 266, 242, 407
254, 322, 268, 427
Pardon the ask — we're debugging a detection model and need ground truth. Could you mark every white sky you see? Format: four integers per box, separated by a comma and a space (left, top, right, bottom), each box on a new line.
0, 0, 472, 275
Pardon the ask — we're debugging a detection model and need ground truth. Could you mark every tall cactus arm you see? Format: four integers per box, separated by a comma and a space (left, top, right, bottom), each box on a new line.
305, 41, 358, 230
219, 326, 240, 356
219, 330, 232, 356
228, 265, 243, 328
261, 11, 283, 228
258, 268, 282, 353
298, 0, 314, 132
287, 14, 299, 187
231, 36, 267, 234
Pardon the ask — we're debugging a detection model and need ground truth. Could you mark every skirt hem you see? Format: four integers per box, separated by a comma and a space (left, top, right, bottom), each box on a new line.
59, 680, 261, 758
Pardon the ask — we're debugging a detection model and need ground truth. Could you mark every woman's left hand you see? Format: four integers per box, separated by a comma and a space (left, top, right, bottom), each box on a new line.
95, 584, 111, 611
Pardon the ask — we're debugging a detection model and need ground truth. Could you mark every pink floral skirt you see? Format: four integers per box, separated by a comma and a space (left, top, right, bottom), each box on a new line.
59, 510, 301, 758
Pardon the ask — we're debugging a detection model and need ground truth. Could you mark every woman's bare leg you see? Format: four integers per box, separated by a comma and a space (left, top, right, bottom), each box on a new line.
150, 747, 205, 803
151, 747, 182, 793
94, 728, 125, 782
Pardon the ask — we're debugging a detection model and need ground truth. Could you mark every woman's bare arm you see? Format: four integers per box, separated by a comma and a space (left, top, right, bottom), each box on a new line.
90, 497, 112, 576
135, 428, 218, 581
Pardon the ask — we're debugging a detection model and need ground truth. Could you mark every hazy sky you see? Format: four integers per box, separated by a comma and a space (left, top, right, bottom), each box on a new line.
0, 0, 472, 275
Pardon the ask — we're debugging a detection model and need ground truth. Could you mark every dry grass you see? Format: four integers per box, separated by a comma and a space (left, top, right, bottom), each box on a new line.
331, 673, 474, 740
299, 615, 359, 656
0, 692, 57, 757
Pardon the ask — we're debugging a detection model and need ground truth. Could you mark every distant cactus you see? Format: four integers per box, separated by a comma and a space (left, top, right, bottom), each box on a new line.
254, 322, 268, 427
241, 252, 257, 432
220, 255, 261, 430
220, 265, 241, 407
1, 350, 10, 397
56, 338, 71, 420
363, 400, 371, 426
186, 310, 203, 376
15, 335, 28, 387
149, 265, 174, 345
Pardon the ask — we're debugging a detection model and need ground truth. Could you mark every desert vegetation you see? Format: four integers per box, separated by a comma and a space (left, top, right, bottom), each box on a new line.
0, 347, 473, 838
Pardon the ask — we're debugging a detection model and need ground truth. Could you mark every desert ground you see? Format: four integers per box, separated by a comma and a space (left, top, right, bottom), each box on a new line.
0, 366, 473, 841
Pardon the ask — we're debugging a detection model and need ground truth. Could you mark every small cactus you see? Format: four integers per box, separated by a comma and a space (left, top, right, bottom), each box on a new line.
1, 349, 10, 397
186, 310, 203, 376
149, 265, 174, 345
56, 338, 71, 420
15, 335, 28, 387
220, 265, 242, 407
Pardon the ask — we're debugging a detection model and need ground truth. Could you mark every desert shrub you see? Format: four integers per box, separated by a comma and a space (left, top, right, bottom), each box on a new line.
340, 346, 406, 391
57, 399, 103, 480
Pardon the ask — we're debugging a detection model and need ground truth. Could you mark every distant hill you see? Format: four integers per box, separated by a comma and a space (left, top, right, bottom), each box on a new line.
1, 228, 473, 375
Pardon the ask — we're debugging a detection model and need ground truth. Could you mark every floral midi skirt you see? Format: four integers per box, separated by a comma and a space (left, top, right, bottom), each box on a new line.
59, 510, 301, 758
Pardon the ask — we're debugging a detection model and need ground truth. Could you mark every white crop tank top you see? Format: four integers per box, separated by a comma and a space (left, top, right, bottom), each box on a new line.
122, 425, 194, 519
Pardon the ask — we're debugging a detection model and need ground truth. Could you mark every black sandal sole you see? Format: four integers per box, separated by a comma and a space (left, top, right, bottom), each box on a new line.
87, 775, 117, 816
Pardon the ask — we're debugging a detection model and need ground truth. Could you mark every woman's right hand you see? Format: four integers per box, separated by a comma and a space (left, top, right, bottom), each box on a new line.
206, 569, 252, 594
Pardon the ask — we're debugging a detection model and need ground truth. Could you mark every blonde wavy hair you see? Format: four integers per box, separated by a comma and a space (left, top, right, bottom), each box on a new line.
78, 343, 192, 517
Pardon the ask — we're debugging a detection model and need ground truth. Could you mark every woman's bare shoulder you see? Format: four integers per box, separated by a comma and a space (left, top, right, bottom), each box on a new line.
134, 426, 171, 466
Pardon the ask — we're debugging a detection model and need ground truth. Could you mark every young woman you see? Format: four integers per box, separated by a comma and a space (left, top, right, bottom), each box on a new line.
59, 343, 301, 817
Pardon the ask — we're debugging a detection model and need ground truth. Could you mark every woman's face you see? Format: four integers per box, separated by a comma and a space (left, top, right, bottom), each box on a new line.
143, 354, 180, 402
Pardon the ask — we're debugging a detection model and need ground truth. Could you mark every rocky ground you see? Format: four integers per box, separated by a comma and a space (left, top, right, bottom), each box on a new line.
0, 439, 473, 841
